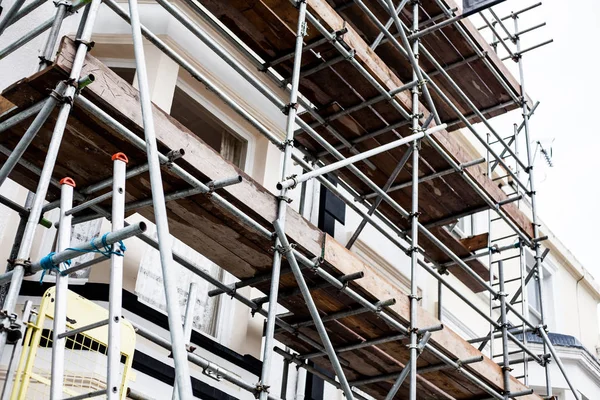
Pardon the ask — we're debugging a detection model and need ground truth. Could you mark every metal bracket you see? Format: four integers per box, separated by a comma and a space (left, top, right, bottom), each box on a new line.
344, 49, 356, 61
408, 211, 422, 219
334, 27, 348, 42
277, 193, 294, 203
281, 102, 299, 116
274, 243, 295, 255
12, 258, 32, 275
282, 138, 295, 149
0, 310, 22, 344
53, 0, 71, 7
404, 247, 419, 256
254, 381, 270, 399
300, 21, 308, 37
48, 85, 73, 105
73, 38, 95, 51
408, 294, 422, 302
38, 55, 52, 67
202, 364, 222, 382
437, 265, 449, 276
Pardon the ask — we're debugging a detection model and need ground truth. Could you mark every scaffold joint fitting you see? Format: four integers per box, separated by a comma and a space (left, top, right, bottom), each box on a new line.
48, 85, 73, 105
404, 247, 419, 256
254, 381, 270, 398
74, 38, 95, 51
277, 193, 294, 203
408, 211, 421, 219
334, 28, 348, 42
11, 258, 32, 275
344, 49, 356, 61
282, 102, 299, 115
0, 310, 21, 344
408, 294, 422, 301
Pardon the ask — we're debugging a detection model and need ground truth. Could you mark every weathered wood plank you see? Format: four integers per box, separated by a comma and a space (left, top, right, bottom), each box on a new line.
0, 38, 540, 400
303, 0, 533, 239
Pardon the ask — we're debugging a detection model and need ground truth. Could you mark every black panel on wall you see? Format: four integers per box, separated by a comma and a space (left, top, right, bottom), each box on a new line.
317, 174, 346, 237
310, 174, 345, 399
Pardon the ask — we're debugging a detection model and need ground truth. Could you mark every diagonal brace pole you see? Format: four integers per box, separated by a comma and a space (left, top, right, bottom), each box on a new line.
537, 327, 582, 400
384, 331, 431, 400
273, 220, 354, 399
346, 145, 413, 249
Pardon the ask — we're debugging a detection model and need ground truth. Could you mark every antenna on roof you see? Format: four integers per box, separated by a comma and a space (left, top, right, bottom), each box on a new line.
534, 139, 555, 167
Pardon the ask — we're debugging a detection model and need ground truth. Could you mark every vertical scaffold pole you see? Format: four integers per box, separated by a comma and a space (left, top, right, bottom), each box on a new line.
124, 0, 193, 396
497, 260, 511, 395
513, 13, 552, 397
408, 2, 421, 398
486, 133, 495, 360
107, 153, 127, 399
126, 0, 192, 396
0, 0, 103, 360
0, 301, 32, 400
38, 0, 70, 71
49, 177, 75, 399
258, 1, 307, 400
172, 282, 198, 400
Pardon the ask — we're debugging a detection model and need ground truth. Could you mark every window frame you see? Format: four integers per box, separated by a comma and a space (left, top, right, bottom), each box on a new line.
175, 78, 255, 174
524, 249, 557, 329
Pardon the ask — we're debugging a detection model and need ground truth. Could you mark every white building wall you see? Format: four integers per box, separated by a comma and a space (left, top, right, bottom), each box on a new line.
0, 0, 598, 399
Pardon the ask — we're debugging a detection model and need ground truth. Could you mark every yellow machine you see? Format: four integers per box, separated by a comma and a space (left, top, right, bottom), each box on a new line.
9, 287, 136, 399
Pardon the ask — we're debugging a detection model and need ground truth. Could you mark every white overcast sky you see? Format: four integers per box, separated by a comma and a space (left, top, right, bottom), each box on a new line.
469, 0, 600, 280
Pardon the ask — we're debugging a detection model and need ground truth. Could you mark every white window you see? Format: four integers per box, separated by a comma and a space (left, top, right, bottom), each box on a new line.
170, 85, 247, 168
453, 211, 487, 238
455, 215, 474, 237
524, 250, 555, 328
526, 264, 542, 325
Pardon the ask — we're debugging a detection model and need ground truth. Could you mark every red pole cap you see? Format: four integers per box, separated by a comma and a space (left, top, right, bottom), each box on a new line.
112, 152, 129, 164
59, 177, 76, 187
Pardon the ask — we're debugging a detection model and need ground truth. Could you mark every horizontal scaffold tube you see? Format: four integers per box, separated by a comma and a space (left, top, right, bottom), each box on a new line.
131, 320, 281, 400
277, 124, 446, 190
0, 222, 146, 284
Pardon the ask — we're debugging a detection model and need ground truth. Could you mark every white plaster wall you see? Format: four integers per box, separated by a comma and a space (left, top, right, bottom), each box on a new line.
0, 0, 599, 398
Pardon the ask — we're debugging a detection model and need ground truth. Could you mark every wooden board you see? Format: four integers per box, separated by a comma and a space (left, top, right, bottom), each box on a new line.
0, 38, 540, 400
196, 0, 534, 289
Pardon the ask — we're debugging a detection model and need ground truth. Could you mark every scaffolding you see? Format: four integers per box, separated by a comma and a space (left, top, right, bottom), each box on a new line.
0, 0, 583, 399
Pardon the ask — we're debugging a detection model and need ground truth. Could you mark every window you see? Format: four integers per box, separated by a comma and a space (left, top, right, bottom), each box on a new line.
526, 264, 542, 325
524, 250, 555, 327
110, 67, 135, 85
453, 211, 487, 238
456, 215, 474, 237
107, 68, 248, 169
170, 86, 247, 168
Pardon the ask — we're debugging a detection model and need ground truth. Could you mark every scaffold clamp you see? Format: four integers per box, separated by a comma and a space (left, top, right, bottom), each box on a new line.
0, 310, 22, 344
282, 102, 299, 116
254, 381, 270, 398
11, 258, 33, 276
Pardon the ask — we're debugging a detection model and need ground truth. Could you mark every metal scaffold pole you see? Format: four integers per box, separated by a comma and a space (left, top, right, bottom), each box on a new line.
107, 153, 127, 398
0, 0, 102, 360
49, 177, 75, 399
402, 0, 422, 397
513, 12, 552, 398
0, 0, 585, 398
126, 0, 193, 396
259, 1, 311, 399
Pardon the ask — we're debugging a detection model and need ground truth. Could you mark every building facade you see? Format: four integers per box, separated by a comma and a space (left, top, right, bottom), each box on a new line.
0, 0, 598, 399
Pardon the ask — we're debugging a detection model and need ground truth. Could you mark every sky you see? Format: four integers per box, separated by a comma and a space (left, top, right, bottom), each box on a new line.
470, 0, 600, 280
